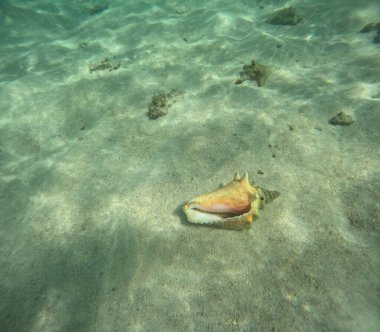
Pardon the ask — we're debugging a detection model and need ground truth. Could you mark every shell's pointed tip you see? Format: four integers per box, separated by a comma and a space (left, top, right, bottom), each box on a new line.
245, 215, 253, 223
234, 172, 241, 181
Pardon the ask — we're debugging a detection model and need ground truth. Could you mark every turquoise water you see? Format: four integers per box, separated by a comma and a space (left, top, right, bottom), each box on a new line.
0, 1, 379, 331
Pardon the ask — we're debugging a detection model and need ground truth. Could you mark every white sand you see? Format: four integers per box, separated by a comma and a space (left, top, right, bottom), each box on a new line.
0, 0, 379, 331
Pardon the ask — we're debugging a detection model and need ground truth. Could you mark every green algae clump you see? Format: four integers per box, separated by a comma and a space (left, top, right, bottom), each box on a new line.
147, 90, 180, 119
235, 60, 271, 87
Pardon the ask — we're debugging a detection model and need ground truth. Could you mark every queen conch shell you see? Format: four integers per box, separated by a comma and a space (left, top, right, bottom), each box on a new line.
183, 173, 279, 230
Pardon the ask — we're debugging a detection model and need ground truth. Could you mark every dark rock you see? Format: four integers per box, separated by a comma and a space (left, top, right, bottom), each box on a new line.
373, 31, 380, 44
267, 7, 303, 26
359, 21, 380, 33
329, 112, 354, 126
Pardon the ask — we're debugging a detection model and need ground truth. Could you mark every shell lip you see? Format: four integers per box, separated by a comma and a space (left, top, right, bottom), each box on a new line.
187, 205, 248, 219
187, 202, 251, 215
184, 201, 256, 228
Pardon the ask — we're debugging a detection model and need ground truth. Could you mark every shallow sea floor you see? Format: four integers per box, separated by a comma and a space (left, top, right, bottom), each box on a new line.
0, 0, 379, 331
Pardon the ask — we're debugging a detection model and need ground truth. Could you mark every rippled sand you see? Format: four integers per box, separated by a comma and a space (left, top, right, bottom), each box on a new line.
0, 1, 379, 331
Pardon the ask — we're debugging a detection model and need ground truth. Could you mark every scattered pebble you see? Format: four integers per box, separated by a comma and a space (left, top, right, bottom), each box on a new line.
329, 112, 354, 126
267, 7, 303, 26
358, 22, 380, 33
358, 21, 380, 44
88, 3, 109, 15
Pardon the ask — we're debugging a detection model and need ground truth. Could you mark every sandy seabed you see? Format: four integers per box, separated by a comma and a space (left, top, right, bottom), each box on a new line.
0, 0, 379, 331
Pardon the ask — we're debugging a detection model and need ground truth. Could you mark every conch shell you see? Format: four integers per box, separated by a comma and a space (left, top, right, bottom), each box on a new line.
183, 173, 279, 230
